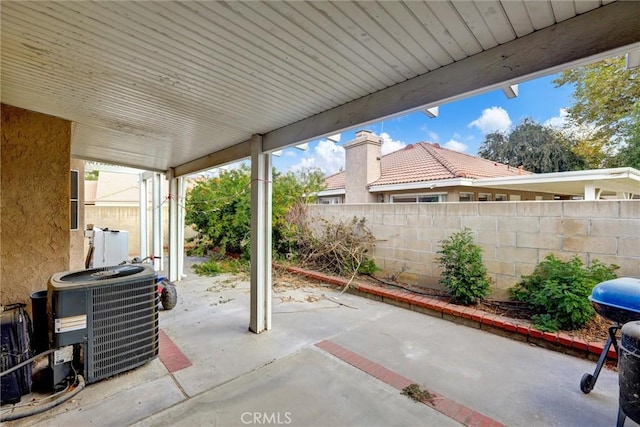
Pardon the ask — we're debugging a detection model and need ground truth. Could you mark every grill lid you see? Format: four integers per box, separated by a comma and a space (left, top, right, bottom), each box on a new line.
590, 277, 640, 314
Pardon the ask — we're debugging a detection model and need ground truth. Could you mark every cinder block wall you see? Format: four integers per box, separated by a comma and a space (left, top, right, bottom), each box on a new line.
309, 201, 640, 299
84, 205, 171, 258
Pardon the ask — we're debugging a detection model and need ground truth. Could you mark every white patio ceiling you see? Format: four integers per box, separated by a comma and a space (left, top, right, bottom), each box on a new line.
2, 1, 639, 177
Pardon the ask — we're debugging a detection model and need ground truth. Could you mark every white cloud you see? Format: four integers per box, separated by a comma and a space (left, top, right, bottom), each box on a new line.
443, 139, 468, 152
428, 131, 440, 142
545, 108, 598, 140
290, 139, 345, 175
544, 108, 569, 129
380, 132, 407, 155
468, 106, 512, 134
288, 131, 406, 175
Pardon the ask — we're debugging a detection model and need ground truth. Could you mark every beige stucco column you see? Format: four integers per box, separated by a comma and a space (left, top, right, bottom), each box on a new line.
1, 104, 72, 307
344, 130, 382, 204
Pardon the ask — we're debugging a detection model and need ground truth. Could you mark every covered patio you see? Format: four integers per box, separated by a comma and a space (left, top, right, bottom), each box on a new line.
1, 1, 639, 333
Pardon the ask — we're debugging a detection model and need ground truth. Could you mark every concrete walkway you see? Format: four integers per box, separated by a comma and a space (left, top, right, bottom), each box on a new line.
4, 268, 634, 427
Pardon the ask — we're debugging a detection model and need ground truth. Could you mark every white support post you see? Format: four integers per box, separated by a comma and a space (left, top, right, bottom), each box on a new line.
584, 182, 597, 201
152, 172, 163, 271
177, 177, 186, 280
167, 169, 185, 282
139, 172, 150, 259
249, 134, 272, 333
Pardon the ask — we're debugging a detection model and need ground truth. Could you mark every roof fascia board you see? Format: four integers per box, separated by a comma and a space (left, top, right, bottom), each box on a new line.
85, 163, 146, 175
261, 1, 640, 153
477, 168, 640, 187
369, 178, 472, 193
317, 189, 346, 197
75, 155, 166, 174
174, 139, 253, 177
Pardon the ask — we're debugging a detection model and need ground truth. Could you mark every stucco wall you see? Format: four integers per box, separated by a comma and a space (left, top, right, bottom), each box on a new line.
308, 201, 640, 299
1, 104, 71, 306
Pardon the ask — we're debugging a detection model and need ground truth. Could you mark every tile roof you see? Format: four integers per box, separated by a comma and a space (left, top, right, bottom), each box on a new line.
325, 171, 346, 191
326, 142, 531, 189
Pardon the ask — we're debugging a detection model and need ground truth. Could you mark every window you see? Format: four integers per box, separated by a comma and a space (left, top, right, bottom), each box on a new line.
318, 196, 342, 205
478, 193, 492, 202
509, 194, 522, 201
391, 193, 447, 203
495, 194, 508, 201
459, 192, 474, 202
70, 170, 79, 230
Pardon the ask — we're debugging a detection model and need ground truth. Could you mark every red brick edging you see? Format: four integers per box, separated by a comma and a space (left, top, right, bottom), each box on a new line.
316, 339, 504, 427
281, 265, 616, 362
159, 329, 193, 373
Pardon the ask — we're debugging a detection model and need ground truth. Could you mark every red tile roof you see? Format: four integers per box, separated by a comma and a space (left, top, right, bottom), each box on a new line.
326, 142, 530, 189
325, 170, 346, 191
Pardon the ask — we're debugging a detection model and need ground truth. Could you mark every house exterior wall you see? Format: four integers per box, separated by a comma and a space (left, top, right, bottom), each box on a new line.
308, 200, 640, 299
1, 104, 71, 306
381, 186, 557, 202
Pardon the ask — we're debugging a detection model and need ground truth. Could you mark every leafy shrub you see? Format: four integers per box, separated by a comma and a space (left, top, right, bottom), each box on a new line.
510, 254, 618, 331
185, 165, 326, 260
357, 258, 381, 275
436, 228, 491, 305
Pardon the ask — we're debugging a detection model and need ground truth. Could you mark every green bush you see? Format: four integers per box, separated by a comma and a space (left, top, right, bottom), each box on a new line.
510, 254, 618, 331
185, 165, 326, 260
436, 228, 491, 305
193, 257, 248, 276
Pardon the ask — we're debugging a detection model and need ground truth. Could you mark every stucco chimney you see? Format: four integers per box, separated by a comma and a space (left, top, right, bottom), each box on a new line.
343, 130, 382, 203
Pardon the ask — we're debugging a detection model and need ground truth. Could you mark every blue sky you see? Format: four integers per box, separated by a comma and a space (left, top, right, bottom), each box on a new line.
272, 73, 576, 176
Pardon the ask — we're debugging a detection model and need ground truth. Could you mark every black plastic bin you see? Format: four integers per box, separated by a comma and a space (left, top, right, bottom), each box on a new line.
30, 290, 49, 355
618, 320, 640, 427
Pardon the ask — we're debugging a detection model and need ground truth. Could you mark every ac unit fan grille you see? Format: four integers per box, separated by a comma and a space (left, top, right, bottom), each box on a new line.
87, 278, 159, 382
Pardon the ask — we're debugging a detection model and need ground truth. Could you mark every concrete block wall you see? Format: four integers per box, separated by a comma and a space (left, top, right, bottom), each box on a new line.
308, 201, 640, 299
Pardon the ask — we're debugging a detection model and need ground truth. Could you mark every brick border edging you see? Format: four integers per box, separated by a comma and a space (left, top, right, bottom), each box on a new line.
159, 329, 193, 373
316, 339, 505, 427
279, 265, 616, 362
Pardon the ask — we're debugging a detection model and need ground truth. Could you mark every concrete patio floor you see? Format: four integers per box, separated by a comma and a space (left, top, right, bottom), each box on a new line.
4, 266, 635, 427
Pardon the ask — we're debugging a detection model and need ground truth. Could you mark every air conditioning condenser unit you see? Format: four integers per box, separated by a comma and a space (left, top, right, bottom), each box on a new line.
47, 264, 159, 385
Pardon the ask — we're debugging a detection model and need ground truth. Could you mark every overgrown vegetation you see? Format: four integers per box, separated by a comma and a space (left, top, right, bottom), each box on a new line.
295, 215, 380, 277
185, 164, 326, 260
192, 256, 248, 276
436, 228, 491, 305
510, 254, 618, 332
186, 165, 379, 281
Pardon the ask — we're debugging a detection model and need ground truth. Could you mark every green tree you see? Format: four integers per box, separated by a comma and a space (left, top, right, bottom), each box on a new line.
609, 106, 640, 169
185, 164, 326, 259
554, 56, 639, 167
478, 118, 584, 173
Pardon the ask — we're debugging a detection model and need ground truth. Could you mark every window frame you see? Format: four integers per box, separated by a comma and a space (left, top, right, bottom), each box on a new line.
70, 169, 79, 230
391, 193, 448, 203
